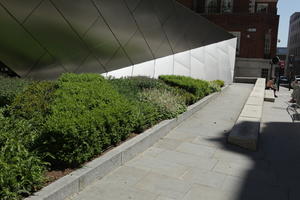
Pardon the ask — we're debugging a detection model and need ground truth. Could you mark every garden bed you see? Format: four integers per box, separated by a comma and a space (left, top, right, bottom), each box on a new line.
0, 74, 224, 200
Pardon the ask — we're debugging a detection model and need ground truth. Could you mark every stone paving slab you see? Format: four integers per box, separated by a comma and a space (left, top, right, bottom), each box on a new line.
134, 172, 191, 199
155, 149, 218, 170
182, 184, 236, 200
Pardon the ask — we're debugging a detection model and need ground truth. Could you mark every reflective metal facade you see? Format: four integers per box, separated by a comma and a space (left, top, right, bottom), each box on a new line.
0, 0, 234, 79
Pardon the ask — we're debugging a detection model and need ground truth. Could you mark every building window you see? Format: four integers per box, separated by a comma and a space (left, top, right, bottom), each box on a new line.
256, 3, 268, 13
229, 31, 241, 55
221, 0, 233, 13
206, 0, 218, 13
264, 30, 271, 58
261, 68, 269, 79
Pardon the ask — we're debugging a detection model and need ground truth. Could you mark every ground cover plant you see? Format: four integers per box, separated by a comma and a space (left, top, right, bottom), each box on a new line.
159, 75, 225, 103
109, 76, 188, 131
0, 109, 45, 200
0, 74, 224, 199
0, 76, 31, 107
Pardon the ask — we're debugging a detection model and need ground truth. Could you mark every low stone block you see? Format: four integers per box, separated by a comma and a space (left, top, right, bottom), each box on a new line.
264, 90, 275, 102
228, 117, 260, 151
240, 105, 262, 119
245, 96, 264, 106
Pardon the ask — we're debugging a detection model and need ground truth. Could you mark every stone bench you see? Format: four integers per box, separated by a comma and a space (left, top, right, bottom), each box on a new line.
228, 78, 265, 151
264, 89, 275, 102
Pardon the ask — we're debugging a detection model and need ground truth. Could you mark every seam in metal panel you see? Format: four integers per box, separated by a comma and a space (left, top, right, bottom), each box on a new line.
22, 0, 45, 25
149, 0, 175, 55
123, 0, 155, 60
0, 1, 68, 74
49, 0, 108, 72
90, 0, 135, 67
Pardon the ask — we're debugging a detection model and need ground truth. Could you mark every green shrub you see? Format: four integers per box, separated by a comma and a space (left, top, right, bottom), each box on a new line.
109, 77, 170, 132
0, 109, 45, 200
172, 87, 198, 105
208, 81, 221, 93
0, 111, 39, 151
0, 76, 31, 107
139, 88, 187, 120
159, 75, 211, 99
43, 73, 138, 167
212, 80, 225, 87
9, 81, 57, 124
133, 101, 160, 132
109, 76, 168, 100
0, 139, 45, 200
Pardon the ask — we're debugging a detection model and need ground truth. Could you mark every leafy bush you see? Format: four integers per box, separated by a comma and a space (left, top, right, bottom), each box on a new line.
212, 80, 225, 88
139, 88, 187, 120
0, 140, 45, 200
109, 76, 168, 100
43, 73, 138, 167
159, 75, 211, 99
0, 109, 45, 200
0, 112, 39, 151
109, 77, 169, 132
9, 81, 57, 125
172, 87, 198, 105
0, 76, 31, 107
208, 81, 221, 93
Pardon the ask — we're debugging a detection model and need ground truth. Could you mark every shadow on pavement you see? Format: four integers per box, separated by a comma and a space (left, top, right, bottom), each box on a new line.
208, 121, 300, 200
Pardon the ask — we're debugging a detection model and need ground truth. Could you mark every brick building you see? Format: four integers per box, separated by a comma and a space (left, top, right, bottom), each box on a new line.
177, 0, 280, 80
287, 12, 300, 77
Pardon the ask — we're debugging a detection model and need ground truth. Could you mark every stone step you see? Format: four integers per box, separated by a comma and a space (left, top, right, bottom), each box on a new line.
264, 90, 275, 102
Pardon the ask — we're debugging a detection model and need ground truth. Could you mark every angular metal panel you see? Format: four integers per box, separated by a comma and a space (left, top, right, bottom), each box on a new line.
93, 0, 138, 47
0, 4, 45, 77
151, 0, 174, 25
123, 30, 154, 64
132, 0, 172, 58
26, 53, 66, 80
23, 0, 90, 72
75, 54, 105, 74
0, 0, 42, 23
125, 0, 142, 11
105, 48, 132, 71
82, 16, 121, 67
51, 0, 100, 37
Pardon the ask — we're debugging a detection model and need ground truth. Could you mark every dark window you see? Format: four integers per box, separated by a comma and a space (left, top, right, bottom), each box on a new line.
221, 0, 233, 13
264, 30, 271, 58
256, 3, 268, 13
261, 68, 269, 79
206, 0, 218, 13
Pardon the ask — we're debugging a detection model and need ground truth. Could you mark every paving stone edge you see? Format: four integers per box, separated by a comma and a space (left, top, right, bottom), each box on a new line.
25, 85, 230, 200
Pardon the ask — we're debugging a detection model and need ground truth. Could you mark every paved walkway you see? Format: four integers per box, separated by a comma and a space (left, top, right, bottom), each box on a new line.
68, 84, 300, 200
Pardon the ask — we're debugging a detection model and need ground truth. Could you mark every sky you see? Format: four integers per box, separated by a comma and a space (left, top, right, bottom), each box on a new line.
277, 0, 300, 47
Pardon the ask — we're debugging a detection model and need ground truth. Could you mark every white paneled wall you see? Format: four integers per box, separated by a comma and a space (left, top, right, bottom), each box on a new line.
104, 38, 237, 84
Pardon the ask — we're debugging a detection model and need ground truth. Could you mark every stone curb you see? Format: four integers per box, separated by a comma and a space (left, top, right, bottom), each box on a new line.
26, 85, 229, 200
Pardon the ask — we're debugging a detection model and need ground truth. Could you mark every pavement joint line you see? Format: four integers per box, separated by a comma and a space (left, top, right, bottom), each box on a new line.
25, 85, 230, 200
